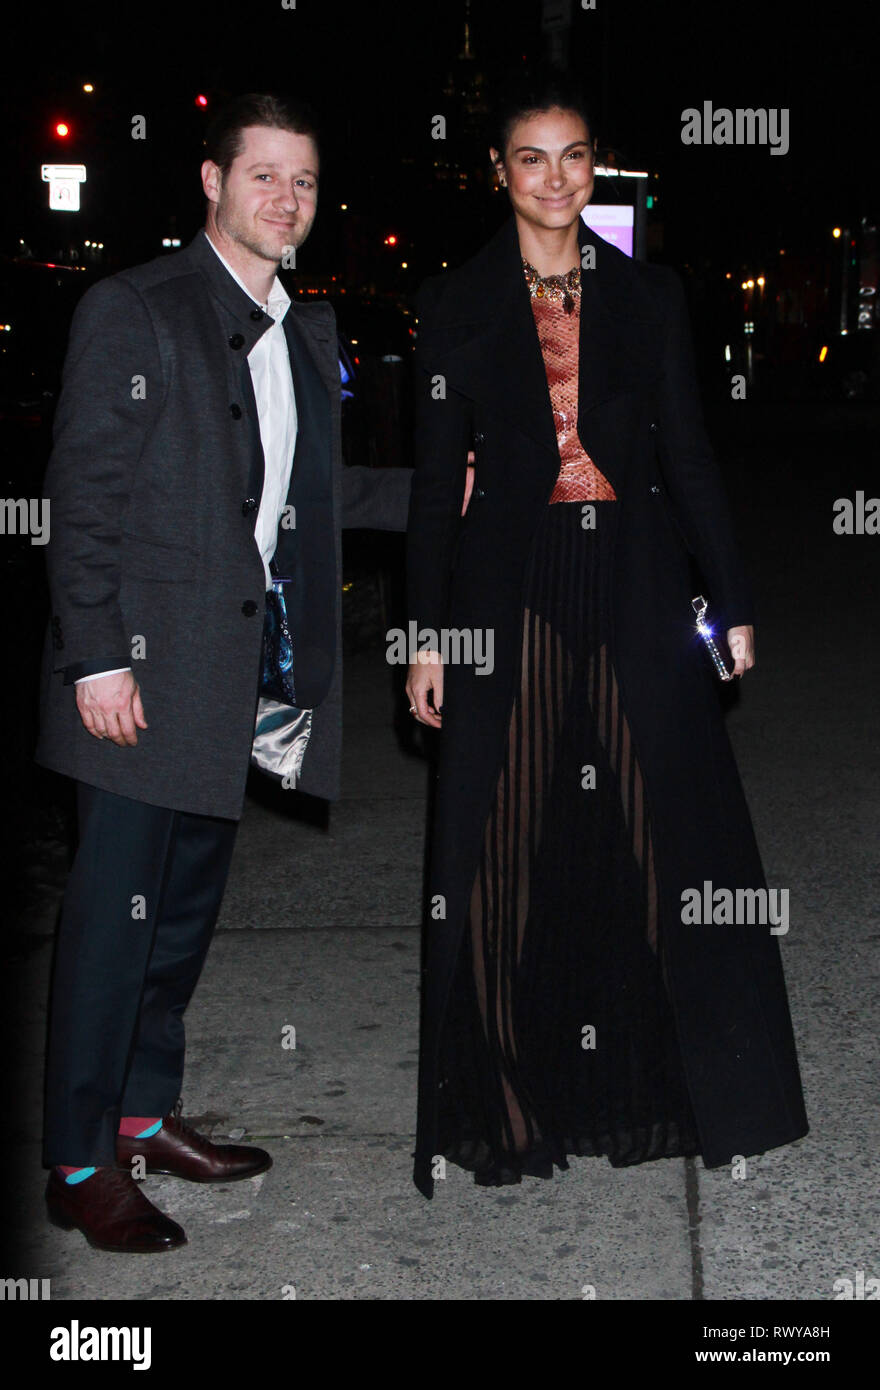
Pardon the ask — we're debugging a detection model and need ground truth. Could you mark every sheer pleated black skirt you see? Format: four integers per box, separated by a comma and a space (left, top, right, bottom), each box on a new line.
436, 499, 701, 1186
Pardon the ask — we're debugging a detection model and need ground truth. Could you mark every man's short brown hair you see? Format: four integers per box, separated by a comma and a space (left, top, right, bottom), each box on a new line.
203, 92, 321, 175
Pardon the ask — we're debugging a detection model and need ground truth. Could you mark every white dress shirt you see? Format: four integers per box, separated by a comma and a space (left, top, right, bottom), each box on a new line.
208, 236, 298, 589
76, 235, 298, 684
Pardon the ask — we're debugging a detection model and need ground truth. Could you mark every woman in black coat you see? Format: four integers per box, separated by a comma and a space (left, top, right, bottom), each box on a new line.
405, 71, 808, 1199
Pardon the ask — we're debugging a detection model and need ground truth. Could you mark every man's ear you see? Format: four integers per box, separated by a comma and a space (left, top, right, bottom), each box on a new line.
201, 159, 222, 205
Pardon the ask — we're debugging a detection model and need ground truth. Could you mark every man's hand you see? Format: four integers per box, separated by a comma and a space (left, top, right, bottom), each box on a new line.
406, 650, 443, 728
727, 625, 755, 678
75, 670, 148, 746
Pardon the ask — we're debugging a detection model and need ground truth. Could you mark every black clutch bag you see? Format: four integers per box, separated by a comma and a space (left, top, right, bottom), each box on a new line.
692, 595, 735, 681
260, 569, 297, 706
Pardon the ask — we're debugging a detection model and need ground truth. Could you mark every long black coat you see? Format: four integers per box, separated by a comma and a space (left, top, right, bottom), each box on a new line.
36, 229, 411, 818
406, 212, 808, 1197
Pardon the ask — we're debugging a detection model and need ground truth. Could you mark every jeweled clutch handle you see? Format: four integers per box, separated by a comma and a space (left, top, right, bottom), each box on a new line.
692, 595, 735, 681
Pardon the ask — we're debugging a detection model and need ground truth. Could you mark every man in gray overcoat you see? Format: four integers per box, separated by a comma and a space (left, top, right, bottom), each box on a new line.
35, 93, 412, 1252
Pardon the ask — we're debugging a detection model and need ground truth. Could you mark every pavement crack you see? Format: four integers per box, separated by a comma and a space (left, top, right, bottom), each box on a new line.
685, 1156, 704, 1300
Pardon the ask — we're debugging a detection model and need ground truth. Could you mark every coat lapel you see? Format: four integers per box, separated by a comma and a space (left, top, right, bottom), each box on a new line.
420, 212, 664, 473
272, 305, 335, 578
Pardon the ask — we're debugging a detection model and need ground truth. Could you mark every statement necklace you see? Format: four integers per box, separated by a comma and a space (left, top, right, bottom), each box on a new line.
522, 257, 581, 314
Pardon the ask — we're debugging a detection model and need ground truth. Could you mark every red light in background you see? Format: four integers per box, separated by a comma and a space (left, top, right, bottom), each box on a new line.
55, 121, 70, 138
195, 94, 208, 108
384, 234, 398, 246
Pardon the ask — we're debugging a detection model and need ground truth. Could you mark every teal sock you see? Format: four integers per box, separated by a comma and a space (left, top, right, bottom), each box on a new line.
57, 1166, 97, 1183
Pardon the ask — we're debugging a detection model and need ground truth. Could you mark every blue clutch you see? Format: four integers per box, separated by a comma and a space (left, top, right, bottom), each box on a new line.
261, 570, 297, 705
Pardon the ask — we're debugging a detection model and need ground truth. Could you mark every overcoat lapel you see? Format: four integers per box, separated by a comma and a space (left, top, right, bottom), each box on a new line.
273, 306, 334, 578
238, 302, 336, 552
422, 212, 664, 497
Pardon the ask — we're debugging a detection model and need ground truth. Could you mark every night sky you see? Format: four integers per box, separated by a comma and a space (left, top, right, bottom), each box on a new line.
3, 0, 875, 278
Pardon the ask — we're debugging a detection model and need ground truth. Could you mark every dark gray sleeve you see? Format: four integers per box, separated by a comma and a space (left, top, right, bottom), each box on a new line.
64, 659, 133, 686
43, 275, 165, 673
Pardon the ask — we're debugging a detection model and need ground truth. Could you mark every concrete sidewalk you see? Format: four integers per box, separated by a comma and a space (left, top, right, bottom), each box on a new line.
10, 407, 880, 1299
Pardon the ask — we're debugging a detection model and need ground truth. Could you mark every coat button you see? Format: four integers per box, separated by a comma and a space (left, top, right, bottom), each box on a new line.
650, 484, 660, 494
474, 431, 485, 444
228, 333, 245, 350
230, 403, 242, 419
242, 497, 258, 515
241, 599, 259, 616
250, 309, 263, 322
474, 486, 486, 499
649, 421, 658, 432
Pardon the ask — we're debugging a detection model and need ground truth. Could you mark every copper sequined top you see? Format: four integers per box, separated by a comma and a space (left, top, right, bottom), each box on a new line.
524, 259, 617, 505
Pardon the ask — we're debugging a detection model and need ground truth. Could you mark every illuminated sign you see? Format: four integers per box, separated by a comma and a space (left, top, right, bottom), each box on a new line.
41, 163, 87, 211
581, 204, 634, 258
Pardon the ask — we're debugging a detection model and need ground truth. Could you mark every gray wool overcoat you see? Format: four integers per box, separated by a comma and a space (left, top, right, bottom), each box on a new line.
36, 229, 412, 818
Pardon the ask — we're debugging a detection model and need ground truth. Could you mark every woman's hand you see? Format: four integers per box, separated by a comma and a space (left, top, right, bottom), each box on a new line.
727, 625, 755, 677
406, 450, 472, 725
406, 650, 444, 727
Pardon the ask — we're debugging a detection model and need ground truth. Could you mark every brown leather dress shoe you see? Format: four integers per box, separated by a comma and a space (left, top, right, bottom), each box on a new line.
46, 1167, 187, 1253
116, 1100, 272, 1183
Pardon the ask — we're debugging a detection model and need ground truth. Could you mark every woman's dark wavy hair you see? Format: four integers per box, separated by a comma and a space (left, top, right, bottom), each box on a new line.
488, 65, 597, 165
203, 92, 321, 174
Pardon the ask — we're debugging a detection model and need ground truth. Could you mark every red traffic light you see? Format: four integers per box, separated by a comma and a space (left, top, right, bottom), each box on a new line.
195, 94, 208, 108
54, 121, 71, 138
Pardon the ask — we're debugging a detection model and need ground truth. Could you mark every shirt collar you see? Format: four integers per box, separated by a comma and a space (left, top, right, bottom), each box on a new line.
205, 233, 290, 322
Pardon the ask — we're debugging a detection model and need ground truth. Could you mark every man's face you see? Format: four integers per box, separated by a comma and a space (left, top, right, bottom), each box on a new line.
202, 124, 319, 264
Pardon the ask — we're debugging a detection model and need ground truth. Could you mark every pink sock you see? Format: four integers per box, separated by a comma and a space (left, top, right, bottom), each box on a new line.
55, 1117, 162, 1180
118, 1116, 162, 1138
56, 1164, 99, 1183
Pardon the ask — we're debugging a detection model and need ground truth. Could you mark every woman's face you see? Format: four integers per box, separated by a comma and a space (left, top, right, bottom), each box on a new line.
491, 106, 595, 235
